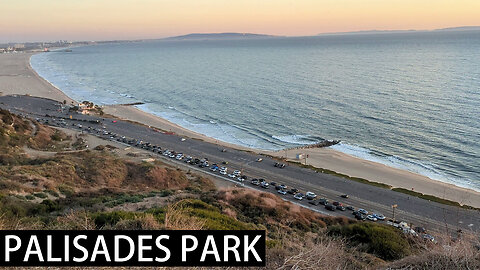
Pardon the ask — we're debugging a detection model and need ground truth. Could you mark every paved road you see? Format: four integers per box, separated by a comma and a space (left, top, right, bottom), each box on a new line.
1, 95, 479, 234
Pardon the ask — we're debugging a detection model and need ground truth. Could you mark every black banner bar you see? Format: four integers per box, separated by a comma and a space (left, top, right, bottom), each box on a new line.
0, 230, 265, 267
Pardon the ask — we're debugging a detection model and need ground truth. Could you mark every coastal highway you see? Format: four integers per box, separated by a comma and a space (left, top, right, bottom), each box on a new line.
1, 95, 479, 234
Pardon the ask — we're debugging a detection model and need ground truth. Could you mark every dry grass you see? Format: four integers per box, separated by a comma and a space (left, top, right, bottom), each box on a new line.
164, 200, 206, 230
387, 233, 480, 269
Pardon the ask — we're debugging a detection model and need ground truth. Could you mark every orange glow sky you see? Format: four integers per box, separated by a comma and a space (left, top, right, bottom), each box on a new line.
1, 0, 480, 42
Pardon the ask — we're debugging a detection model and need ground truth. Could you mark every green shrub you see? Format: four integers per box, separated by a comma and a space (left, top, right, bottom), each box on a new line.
25, 195, 35, 200
44, 190, 59, 197
33, 192, 47, 199
328, 222, 410, 260
58, 185, 74, 197
92, 211, 140, 228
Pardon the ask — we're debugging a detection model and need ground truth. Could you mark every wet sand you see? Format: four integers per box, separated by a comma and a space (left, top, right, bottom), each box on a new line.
2, 52, 479, 207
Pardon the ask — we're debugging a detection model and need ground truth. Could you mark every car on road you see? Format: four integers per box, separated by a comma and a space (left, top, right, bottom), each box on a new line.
340, 194, 349, 198
228, 173, 237, 178
346, 206, 355, 211
278, 184, 287, 190
305, 192, 317, 200
366, 215, 377, 221
277, 189, 287, 195
270, 182, 277, 187
354, 212, 366, 220
274, 162, 286, 168
237, 175, 247, 182
373, 214, 385, 221
293, 193, 304, 200
336, 205, 346, 211
358, 209, 368, 215
251, 179, 260, 186
318, 198, 329, 205
256, 158, 263, 162
332, 201, 342, 206
308, 200, 319, 206
260, 182, 269, 189
325, 204, 336, 211
287, 188, 298, 195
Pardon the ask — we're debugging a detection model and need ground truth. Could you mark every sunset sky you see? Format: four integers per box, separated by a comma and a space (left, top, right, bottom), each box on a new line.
1, 0, 480, 42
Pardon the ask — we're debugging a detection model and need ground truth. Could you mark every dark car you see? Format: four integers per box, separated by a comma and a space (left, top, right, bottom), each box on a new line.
346, 206, 355, 211
340, 194, 349, 198
287, 188, 298, 195
332, 201, 342, 206
336, 205, 346, 211
325, 204, 336, 211
308, 200, 320, 206
318, 198, 328, 205
270, 182, 277, 186
355, 214, 366, 221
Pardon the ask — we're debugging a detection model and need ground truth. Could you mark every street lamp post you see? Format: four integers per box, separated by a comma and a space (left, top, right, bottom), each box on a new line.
392, 204, 398, 221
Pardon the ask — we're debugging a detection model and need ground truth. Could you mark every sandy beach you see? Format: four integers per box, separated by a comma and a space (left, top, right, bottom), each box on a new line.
0, 52, 75, 104
2, 52, 479, 207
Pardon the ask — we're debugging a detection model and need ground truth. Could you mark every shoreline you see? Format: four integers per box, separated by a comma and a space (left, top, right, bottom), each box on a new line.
2, 52, 479, 207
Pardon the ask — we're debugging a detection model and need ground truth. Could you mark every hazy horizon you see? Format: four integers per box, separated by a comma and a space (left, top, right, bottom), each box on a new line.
1, 0, 480, 43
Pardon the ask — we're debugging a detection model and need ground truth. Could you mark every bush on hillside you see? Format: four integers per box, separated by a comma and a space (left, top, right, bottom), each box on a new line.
328, 222, 411, 260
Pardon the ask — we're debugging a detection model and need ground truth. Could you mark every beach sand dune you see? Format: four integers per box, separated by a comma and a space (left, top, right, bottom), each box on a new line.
1, 52, 479, 208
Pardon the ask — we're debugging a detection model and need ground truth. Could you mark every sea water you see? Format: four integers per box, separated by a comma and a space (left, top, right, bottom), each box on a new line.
31, 31, 480, 191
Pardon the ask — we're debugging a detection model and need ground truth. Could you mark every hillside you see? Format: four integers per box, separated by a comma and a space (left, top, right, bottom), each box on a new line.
165, 32, 276, 40
0, 108, 478, 269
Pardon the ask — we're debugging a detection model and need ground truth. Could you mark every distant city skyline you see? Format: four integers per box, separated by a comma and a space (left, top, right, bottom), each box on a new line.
1, 0, 480, 42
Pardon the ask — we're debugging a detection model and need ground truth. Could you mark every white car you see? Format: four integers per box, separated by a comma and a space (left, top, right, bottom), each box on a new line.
260, 182, 269, 189
219, 170, 227, 175
233, 170, 241, 175
294, 193, 304, 200
228, 173, 237, 178
277, 189, 287, 195
373, 214, 385, 221
367, 215, 377, 221
305, 192, 317, 200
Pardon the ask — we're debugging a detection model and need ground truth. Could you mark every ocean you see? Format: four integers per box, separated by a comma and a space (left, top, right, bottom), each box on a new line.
30, 31, 480, 191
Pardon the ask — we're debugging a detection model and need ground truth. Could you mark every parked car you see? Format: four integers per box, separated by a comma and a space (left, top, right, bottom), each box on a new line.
277, 189, 287, 195
346, 206, 355, 211
305, 192, 317, 200
237, 175, 247, 182
251, 179, 260, 185
308, 200, 320, 206
293, 193, 304, 200
358, 209, 368, 215
261, 182, 269, 189
340, 194, 349, 198
373, 213, 386, 221
318, 198, 328, 205
256, 158, 263, 162
366, 215, 377, 221
332, 201, 342, 206
325, 204, 336, 211
287, 188, 298, 195
336, 205, 346, 211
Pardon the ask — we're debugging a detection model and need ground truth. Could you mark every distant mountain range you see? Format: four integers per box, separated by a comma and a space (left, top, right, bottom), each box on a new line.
164, 32, 278, 40
318, 26, 480, 36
